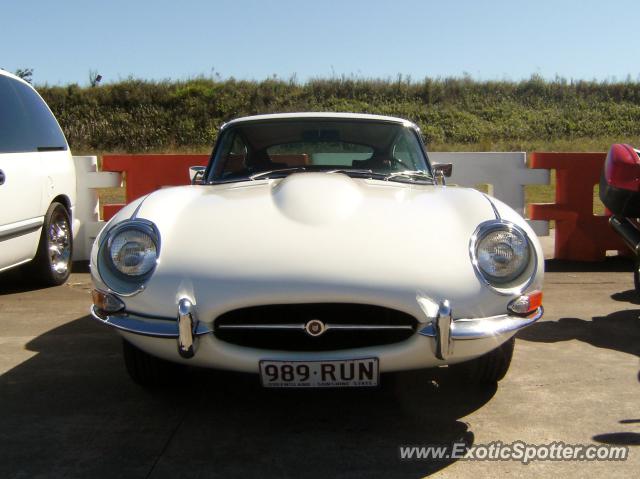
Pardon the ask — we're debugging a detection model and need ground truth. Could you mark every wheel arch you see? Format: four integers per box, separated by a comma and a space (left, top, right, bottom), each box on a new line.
50, 195, 72, 215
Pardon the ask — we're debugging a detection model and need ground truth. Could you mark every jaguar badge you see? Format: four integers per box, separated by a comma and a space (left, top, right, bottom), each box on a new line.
305, 319, 326, 337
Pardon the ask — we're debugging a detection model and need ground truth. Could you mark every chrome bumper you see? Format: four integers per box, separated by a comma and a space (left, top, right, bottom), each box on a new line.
419, 303, 544, 359
90, 302, 212, 358
90, 302, 543, 362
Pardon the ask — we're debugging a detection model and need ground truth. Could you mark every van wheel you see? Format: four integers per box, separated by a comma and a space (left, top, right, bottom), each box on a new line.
122, 340, 187, 388
453, 337, 515, 385
30, 202, 72, 286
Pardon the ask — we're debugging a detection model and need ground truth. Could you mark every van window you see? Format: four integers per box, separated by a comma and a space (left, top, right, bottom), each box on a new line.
0, 75, 67, 153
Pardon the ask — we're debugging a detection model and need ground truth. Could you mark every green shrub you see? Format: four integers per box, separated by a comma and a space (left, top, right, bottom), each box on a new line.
37, 75, 640, 153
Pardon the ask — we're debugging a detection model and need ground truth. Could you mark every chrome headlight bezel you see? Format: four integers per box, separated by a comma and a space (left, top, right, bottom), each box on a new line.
97, 219, 161, 295
469, 220, 536, 295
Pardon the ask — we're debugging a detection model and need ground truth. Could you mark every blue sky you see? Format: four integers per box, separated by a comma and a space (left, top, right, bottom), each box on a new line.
1, 0, 639, 85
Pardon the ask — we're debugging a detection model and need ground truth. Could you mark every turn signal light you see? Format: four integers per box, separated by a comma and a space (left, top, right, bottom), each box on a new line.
508, 290, 542, 315
92, 289, 125, 313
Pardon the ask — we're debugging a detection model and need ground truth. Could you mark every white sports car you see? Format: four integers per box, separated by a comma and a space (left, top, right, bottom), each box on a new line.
90, 113, 544, 388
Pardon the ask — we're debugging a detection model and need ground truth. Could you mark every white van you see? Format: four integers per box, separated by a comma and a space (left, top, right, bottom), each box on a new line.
0, 69, 75, 285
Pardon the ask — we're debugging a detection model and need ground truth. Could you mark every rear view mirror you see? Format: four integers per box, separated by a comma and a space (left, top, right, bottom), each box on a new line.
432, 163, 453, 185
189, 166, 206, 185
432, 163, 453, 178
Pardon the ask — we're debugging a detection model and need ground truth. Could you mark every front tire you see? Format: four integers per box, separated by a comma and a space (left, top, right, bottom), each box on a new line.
454, 337, 515, 385
122, 339, 187, 388
30, 202, 72, 286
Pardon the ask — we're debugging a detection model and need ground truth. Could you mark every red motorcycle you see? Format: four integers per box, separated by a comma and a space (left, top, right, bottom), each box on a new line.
600, 144, 640, 296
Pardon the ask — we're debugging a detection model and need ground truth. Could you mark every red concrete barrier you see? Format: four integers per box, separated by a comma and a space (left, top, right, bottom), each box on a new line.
528, 152, 626, 261
101, 154, 208, 220
100, 152, 626, 261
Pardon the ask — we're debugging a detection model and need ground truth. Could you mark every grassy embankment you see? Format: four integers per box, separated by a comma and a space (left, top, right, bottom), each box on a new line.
39, 75, 640, 213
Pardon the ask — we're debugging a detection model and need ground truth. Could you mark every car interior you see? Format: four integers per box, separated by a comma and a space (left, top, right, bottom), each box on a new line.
211, 120, 426, 179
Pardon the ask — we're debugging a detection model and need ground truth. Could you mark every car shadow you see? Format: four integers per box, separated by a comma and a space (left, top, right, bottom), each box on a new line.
517, 310, 640, 361
0, 261, 90, 295
592, 432, 640, 446
0, 316, 494, 479
611, 289, 640, 305
518, 309, 640, 449
517, 308, 640, 421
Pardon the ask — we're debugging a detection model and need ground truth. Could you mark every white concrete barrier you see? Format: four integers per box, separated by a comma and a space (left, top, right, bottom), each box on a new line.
71, 153, 550, 260
430, 152, 550, 236
72, 156, 121, 261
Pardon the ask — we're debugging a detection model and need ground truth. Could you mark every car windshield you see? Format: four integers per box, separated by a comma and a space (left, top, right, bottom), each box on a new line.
208, 119, 430, 182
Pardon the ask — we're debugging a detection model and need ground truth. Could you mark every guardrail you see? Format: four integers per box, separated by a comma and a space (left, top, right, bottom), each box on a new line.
528, 152, 626, 261
431, 152, 550, 236
72, 156, 120, 261
100, 154, 209, 221
72, 152, 622, 262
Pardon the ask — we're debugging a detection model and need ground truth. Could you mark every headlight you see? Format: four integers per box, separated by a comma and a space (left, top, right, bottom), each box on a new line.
471, 221, 533, 288
109, 227, 158, 276
96, 219, 160, 295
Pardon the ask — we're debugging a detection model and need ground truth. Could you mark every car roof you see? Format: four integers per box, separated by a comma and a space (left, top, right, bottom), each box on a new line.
222, 112, 419, 130
0, 68, 33, 87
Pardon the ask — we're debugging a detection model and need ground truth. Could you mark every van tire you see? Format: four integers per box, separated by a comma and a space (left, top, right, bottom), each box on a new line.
30, 202, 72, 286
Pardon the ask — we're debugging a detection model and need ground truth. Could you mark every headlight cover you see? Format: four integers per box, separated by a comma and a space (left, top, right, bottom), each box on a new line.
471, 221, 534, 290
109, 227, 158, 276
97, 219, 160, 295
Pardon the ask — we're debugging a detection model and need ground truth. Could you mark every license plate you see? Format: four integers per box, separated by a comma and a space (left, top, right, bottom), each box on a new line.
259, 358, 379, 388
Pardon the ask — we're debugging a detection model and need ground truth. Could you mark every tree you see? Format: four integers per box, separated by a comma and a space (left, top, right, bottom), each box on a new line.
15, 68, 33, 83
89, 69, 102, 87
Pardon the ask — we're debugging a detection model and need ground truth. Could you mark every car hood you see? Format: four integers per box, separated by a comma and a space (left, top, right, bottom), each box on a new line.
102, 173, 535, 320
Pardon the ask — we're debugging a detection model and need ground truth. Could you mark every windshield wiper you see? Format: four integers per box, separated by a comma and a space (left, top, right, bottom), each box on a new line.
326, 169, 387, 179
327, 168, 433, 183
246, 167, 432, 183
249, 167, 307, 180
383, 170, 433, 183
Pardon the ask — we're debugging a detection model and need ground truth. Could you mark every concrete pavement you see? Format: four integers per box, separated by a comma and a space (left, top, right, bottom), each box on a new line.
0, 259, 638, 478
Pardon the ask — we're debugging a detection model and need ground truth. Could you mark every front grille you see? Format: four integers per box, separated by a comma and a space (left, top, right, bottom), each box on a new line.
214, 303, 418, 351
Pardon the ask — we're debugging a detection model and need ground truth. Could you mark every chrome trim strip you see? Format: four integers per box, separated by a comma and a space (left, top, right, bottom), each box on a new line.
103, 284, 147, 298
217, 324, 306, 330
482, 194, 501, 220
419, 306, 543, 341
0, 257, 31, 273
326, 324, 414, 331
90, 305, 212, 339
216, 323, 414, 331
0, 217, 44, 241
130, 194, 151, 220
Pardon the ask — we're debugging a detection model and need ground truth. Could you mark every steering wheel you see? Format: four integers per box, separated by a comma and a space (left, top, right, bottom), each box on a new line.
389, 144, 413, 170
390, 157, 412, 170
